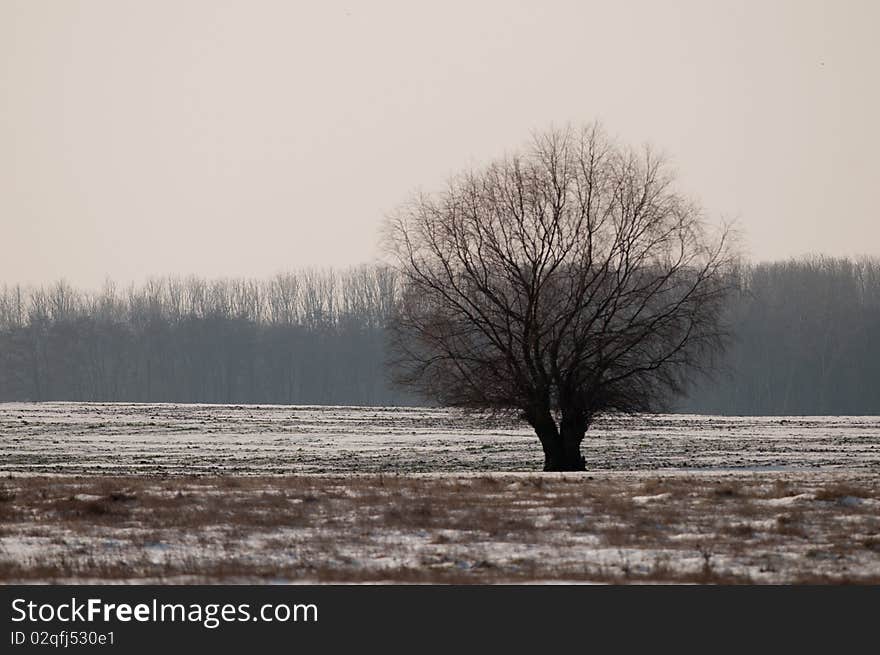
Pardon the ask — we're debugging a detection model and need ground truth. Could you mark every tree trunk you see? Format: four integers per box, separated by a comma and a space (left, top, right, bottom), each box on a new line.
541, 436, 585, 472
528, 407, 586, 472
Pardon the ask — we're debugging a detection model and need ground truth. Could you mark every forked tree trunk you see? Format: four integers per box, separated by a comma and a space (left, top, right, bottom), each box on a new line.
530, 409, 586, 472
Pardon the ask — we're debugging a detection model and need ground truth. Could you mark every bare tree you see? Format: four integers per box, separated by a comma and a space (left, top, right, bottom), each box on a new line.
384, 124, 736, 471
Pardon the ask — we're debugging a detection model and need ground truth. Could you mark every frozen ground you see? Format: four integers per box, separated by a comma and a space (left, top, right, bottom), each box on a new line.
1, 473, 878, 584
1, 402, 879, 474
1, 403, 878, 583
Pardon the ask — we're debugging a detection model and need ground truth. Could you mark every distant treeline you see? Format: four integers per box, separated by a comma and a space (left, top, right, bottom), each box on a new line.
1, 257, 879, 414
679, 256, 880, 415
0, 267, 415, 406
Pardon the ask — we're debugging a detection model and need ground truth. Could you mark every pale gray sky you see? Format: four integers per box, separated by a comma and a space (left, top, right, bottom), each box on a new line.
2, 0, 878, 288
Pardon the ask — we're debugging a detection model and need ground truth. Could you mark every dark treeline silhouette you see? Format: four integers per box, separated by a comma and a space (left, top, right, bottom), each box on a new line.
0, 267, 415, 405
679, 255, 880, 415
0, 256, 878, 414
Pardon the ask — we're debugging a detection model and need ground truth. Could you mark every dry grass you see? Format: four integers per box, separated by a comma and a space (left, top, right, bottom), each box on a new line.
1, 472, 879, 584
813, 482, 877, 502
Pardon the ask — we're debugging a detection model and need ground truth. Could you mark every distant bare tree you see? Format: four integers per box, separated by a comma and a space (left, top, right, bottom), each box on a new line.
384, 124, 736, 471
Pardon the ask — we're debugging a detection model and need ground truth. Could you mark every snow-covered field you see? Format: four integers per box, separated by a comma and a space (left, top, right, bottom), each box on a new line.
2, 402, 879, 474
1, 403, 878, 584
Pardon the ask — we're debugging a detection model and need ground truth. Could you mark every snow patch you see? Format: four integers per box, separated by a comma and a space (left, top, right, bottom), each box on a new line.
759, 493, 815, 507
632, 493, 672, 504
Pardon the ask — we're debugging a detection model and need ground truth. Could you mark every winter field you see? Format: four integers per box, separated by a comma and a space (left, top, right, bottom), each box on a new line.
1, 403, 879, 583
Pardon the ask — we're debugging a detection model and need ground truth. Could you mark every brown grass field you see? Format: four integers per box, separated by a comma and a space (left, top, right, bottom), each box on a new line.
2, 472, 879, 584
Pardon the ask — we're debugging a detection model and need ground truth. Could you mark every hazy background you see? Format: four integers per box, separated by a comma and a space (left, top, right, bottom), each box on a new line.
2, 0, 878, 288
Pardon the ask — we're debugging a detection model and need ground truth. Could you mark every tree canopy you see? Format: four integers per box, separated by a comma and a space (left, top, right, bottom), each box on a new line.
384, 124, 736, 470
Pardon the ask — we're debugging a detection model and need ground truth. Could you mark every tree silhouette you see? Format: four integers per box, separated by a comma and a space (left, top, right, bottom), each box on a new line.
384, 124, 736, 470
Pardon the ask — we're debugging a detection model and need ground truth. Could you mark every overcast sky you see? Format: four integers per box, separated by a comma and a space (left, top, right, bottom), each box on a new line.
2, 0, 877, 288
